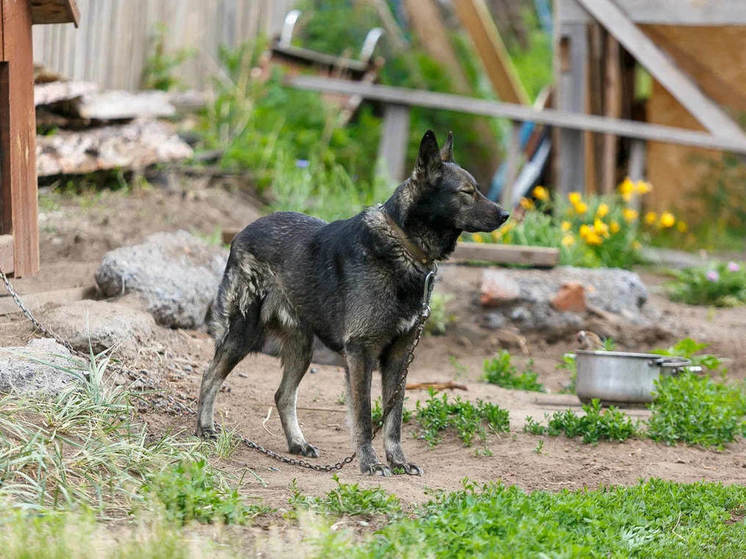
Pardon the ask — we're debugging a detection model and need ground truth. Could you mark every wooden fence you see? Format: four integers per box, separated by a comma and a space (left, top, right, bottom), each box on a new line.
32, 0, 293, 90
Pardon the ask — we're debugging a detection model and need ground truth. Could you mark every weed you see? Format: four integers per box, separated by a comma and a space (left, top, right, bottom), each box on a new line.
289, 475, 401, 518
424, 291, 453, 336
448, 355, 468, 378
534, 439, 544, 454
213, 427, 240, 460
141, 23, 194, 91
666, 262, 746, 307
415, 391, 509, 447
526, 400, 639, 444
371, 397, 412, 428
140, 459, 268, 525
557, 353, 577, 394
483, 350, 544, 392
647, 372, 746, 448
653, 337, 727, 373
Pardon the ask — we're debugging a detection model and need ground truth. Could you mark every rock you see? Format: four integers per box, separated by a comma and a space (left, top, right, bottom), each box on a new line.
480, 270, 521, 307
551, 282, 587, 313
42, 300, 155, 354
95, 230, 227, 328
0, 338, 78, 395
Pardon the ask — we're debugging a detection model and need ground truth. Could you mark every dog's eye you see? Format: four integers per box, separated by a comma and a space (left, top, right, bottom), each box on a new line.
459, 187, 475, 196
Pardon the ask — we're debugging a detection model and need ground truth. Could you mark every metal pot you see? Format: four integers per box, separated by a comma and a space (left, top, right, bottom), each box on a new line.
574, 350, 700, 404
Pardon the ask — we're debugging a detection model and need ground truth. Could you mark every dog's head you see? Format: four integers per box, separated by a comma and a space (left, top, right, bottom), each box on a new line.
408, 130, 509, 233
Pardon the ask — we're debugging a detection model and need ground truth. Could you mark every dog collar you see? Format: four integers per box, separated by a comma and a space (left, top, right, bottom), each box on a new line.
377, 205, 433, 267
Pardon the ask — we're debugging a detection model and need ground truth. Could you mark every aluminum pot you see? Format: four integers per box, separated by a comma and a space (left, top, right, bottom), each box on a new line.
574, 350, 700, 404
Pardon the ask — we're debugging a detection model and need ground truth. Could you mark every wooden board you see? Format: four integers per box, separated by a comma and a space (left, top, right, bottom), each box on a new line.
577, 0, 746, 140
0, 234, 13, 274
1, 0, 39, 277
378, 104, 410, 182
558, 0, 746, 26
453, 0, 529, 105
288, 76, 746, 153
451, 242, 559, 267
30, 0, 79, 26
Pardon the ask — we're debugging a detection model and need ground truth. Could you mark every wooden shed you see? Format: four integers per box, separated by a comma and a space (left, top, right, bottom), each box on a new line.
1, 0, 78, 278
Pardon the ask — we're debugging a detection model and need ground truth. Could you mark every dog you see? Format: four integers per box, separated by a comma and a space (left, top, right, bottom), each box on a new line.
196, 130, 509, 475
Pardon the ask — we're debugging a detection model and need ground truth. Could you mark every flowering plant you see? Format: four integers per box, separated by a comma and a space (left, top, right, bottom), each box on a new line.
666, 261, 746, 306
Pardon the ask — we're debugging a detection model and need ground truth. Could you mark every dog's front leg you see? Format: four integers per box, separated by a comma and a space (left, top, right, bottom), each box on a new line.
380, 332, 422, 475
345, 339, 391, 476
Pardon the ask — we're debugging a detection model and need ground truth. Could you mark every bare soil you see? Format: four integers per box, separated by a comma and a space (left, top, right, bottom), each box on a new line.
2, 177, 745, 513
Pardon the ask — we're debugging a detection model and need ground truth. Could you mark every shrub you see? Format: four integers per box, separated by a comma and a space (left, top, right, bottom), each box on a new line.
483, 350, 544, 392
666, 261, 746, 307
415, 392, 509, 447
647, 372, 746, 448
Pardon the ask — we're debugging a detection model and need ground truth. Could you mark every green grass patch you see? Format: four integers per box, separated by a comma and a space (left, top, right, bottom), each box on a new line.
484, 350, 544, 392
666, 262, 746, 307
289, 475, 402, 519
525, 400, 639, 444
415, 391, 509, 447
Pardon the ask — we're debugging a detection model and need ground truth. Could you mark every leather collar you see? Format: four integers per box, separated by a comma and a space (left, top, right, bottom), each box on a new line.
378, 206, 433, 267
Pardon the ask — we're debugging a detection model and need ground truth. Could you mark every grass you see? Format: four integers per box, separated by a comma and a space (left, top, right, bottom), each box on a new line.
525, 400, 639, 444
415, 391, 509, 447
483, 350, 544, 392
666, 262, 746, 307
289, 475, 402, 519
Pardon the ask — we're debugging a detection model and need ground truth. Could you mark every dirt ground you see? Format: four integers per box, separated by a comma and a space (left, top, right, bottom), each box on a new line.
1, 177, 745, 512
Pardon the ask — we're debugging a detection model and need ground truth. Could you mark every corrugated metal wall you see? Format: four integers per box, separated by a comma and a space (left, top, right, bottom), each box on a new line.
32, 0, 293, 90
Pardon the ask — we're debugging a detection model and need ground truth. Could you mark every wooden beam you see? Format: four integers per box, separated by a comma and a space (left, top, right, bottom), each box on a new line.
452, 0, 529, 105
614, 0, 746, 26
0, 234, 13, 274
1, 0, 39, 277
577, 0, 746, 140
601, 34, 621, 194
452, 242, 559, 267
29, 0, 79, 26
288, 76, 746, 153
378, 104, 411, 182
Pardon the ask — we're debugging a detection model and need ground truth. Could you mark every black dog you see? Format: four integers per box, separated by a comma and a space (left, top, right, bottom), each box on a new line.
197, 130, 509, 475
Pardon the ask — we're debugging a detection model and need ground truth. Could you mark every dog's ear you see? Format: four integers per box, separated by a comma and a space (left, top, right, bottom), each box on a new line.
413, 130, 442, 183
440, 131, 454, 162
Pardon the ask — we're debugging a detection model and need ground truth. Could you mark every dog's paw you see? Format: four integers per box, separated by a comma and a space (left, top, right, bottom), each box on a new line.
196, 426, 219, 440
390, 462, 423, 476
364, 463, 392, 477
289, 441, 319, 458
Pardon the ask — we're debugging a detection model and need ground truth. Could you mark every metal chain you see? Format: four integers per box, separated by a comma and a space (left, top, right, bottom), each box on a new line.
0, 264, 435, 473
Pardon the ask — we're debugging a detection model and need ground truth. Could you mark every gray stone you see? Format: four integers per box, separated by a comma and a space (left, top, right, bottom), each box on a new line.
42, 300, 155, 354
95, 230, 227, 328
0, 338, 78, 395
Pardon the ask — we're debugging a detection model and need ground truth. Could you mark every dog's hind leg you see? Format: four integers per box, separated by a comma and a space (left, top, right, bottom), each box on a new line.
345, 340, 391, 476
275, 329, 317, 457
380, 332, 422, 475
197, 302, 263, 438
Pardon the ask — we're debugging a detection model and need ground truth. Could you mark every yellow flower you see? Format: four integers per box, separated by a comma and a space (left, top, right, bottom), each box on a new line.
533, 185, 549, 201
561, 234, 575, 247
644, 211, 657, 225
632, 241, 642, 250
574, 201, 588, 214
594, 218, 609, 237
677, 221, 688, 233
610, 221, 620, 234
472, 233, 484, 243
660, 212, 675, 228
623, 208, 639, 222
579, 224, 592, 239
520, 197, 535, 210
584, 231, 603, 245
635, 180, 652, 195
619, 177, 635, 202
491, 229, 502, 242
595, 203, 609, 219
561, 220, 571, 232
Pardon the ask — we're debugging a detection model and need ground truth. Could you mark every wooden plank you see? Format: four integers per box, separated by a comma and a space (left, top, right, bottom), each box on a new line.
378, 104, 410, 182
29, 0, 79, 26
615, 0, 746, 26
502, 122, 521, 207
451, 242, 559, 267
0, 286, 94, 315
0, 234, 13, 274
452, 0, 529, 105
577, 0, 746, 140
1, 0, 39, 277
287, 76, 746, 153
601, 34, 621, 194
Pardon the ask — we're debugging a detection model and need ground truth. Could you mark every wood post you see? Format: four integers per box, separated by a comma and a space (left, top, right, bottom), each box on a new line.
0, 0, 39, 277
502, 122, 522, 208
601, 35, 622, 193
378, 103, 411, 182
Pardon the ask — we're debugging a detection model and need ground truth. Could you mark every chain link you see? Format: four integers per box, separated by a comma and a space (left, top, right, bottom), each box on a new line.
0, 264, 435, 473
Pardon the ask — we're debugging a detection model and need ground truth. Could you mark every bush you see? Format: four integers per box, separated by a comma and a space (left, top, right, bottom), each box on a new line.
483, 350, 544, 392
666, 261, 746, 307
415, 392, 509, 447
647, 372, 746, 449
525, 400, 639, 444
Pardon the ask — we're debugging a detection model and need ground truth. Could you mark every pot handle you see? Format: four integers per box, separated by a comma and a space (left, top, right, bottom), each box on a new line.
650, 357, 701, 374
